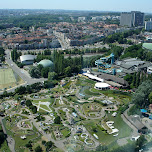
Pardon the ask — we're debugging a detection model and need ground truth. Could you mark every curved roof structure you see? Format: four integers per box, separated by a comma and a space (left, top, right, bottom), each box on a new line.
38, 59, 53, 68
83, 73, 104, 82
142, 43, 152, 51
95, 82, 110, 88
20, 55, 35, 62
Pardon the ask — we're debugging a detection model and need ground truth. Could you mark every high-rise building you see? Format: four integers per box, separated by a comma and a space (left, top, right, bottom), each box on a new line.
120, 11, 144, 27
132, 11, 144, 27
120, 12, 133, 27
145, 19, 152, 31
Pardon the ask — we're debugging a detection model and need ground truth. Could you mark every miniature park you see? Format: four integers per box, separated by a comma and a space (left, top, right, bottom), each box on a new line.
0, 29, 152, 151
0, 46, 152, 152
0, 74, 134, 152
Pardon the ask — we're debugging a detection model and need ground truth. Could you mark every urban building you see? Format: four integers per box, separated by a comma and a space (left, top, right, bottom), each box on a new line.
120, 11, 144, 27
145, 19, 152, 31
147, 66, 152, 74
20, 55, 35, 65
78, 17, 86, 22
132, 11, 144, 27
120, 12, 133, 27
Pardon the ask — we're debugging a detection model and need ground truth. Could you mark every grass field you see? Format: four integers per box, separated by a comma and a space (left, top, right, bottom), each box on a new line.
0, 68, 24, 90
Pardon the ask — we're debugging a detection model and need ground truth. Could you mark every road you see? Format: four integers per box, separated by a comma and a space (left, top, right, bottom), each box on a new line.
0, 49, 47, 94
64, 53, 104, 59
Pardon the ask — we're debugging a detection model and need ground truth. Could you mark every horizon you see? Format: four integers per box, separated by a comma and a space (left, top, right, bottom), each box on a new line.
0, 8, 151, 15
1, 0, 152, 13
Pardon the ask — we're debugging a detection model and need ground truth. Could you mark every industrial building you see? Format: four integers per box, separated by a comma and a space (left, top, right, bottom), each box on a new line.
115, 58, 152, 76
20, 55, 35, 65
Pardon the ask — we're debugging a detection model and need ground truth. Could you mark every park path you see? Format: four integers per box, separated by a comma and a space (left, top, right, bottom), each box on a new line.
117, 104, 140, 146
0, 117, 15, 152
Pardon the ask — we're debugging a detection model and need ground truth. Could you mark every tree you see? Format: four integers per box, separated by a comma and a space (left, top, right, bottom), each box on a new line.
124, 74, 133, 85
64, 66, 72, 77
26, 85, 32, 94
15, 86, 26, 95
3, 91, 8, 97
132, 80, 152, 107
37, 64, 43, 72
31, 106, 37, 114
29, 66, 41, 78
132, 72, 137, 87
24, 39, 28, 44
92, 127, 97, 133
35, 146, 42, 152
25, 142, 32, 148
42, 140, 46, 145
48, 72, 57, 80
11, 49, 19, 62
26, 100, 32, 107
41, 67, 49, 78
135, 135, 146, 151
136, 72, 140, 88
46, 141, 53, 151
0, 131, 6, 146
54, 116, 61, 124
96, 145, 108, 152
149, 92, 152, 104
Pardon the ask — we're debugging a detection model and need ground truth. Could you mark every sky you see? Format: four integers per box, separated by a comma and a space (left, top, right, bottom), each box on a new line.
1, 0, 152, 13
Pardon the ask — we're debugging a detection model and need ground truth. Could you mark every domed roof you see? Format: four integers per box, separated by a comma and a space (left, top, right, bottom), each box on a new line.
38, 59, 53, 68
95, 82, 110, 88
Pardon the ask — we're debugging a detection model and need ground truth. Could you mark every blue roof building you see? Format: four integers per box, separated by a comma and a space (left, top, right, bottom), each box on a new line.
140, 109, 147, 113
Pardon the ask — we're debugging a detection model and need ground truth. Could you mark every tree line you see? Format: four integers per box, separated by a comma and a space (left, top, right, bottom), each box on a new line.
0, 47, 5, 62
128, 80, 152, 115
30, 50, 83, 80
11, 49, 24, 67
124, 71, 152, 89
0, 125, 6, 148
103, 29, 142, 44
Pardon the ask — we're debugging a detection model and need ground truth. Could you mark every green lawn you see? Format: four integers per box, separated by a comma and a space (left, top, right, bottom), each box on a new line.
59, 127, 71, 138
3, 117, 41, 151
53, 99, 63, 108
0, 68, 24, 90
91, 88, 131, 104
84, 88, 100, 96
58, 109, 67, 121
84, 79, 96, 84
83, 114, 132, 145
82, 102, 102, 116
76, 77, 95, 87
63, 81, 72, 89
0, 140, 11, 152
40, 105, 50, 111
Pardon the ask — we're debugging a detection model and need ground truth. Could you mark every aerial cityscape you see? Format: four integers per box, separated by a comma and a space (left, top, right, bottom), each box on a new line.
0, 1, 152, 152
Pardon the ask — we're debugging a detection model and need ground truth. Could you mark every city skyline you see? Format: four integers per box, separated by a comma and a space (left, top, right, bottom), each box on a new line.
1, 0, 152, 13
